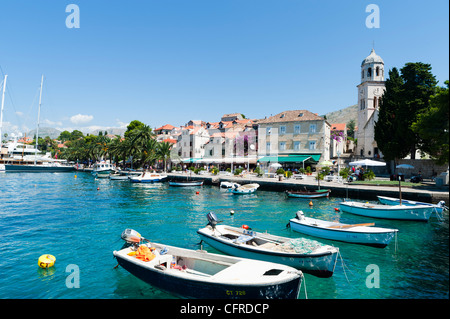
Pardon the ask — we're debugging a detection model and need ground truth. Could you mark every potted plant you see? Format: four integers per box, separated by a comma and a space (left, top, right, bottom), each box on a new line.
254, 166, 263, 177
276, 168, 285, 181
306, 166, 312, 175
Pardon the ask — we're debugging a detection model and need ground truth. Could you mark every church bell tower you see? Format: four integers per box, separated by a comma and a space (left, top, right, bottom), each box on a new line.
356, 49, 386, 158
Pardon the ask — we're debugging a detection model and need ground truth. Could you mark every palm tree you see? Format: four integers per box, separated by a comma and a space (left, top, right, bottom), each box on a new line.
141, 138, 158, 168
129, 125, 156, 168
157, 141, 173, 172
108, 135, 125, 166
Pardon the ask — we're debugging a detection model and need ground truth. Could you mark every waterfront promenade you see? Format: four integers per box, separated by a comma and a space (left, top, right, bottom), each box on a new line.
167, 172, 449, 204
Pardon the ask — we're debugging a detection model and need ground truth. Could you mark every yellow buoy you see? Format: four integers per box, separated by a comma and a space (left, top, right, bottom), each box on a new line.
38, 254, 56, 269
309, 201, 313, 206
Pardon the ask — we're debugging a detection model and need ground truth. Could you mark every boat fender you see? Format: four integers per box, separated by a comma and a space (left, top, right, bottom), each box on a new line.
241, 224, 249, 230
38, 254, 56, 269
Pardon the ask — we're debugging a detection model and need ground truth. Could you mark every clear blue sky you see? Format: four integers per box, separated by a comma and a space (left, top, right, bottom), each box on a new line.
1, 0, 448, 135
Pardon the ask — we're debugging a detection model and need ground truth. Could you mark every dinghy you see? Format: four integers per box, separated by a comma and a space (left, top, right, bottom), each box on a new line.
289, 211, 398, 248
109, 170, 140, 180
377, 196, 448, 214
113, 229, 303, 299
229, 183, 259, 194
339, 201, 434, 221
197, 213, 338, 278
168, 180, 204, 186
129, 172, 167, 183
286, 189, 331, 199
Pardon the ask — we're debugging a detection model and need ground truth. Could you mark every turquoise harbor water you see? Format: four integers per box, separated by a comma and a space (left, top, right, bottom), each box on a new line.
0, 172, 448, 299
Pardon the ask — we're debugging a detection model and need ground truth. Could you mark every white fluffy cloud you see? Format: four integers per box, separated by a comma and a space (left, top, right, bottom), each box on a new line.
70, 114, 94, 125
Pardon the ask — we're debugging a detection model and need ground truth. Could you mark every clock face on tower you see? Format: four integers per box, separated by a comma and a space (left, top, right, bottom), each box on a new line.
373, 88, 381, 96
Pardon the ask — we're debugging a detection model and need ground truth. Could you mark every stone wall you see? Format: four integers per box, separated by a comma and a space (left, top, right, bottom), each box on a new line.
394, 159, 448, 179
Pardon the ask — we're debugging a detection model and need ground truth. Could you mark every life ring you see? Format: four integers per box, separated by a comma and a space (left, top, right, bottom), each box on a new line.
38, 254, 56, 269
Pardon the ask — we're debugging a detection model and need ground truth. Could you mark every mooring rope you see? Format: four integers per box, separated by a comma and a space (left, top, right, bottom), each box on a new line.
337, 250, 352, 284
434, 207, 444, 222
394, 230, 398, 254
298, 274, 308, 299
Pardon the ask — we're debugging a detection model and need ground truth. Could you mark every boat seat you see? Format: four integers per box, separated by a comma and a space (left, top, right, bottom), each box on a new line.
233, 235, 254, 244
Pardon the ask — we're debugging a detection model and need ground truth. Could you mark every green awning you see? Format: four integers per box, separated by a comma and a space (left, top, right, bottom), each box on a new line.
181, 158, 202, 163
257, 154, 321, 163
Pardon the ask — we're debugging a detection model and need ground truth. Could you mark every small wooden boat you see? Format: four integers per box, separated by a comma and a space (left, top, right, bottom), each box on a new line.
197, 213, 339, 278
229, 183, 259, 194
286, 189, 330, 199
339, 201, 434, 221
168, 180, 204, 186
113, 229, 303, 299
377, 196, 448, 214
130, 172, 167, 183
289, 211, 398, 248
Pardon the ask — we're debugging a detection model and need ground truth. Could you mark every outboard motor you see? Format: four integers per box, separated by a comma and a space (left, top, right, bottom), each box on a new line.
206, 212, 220, 228
296, 210, 305, 220
437, 201, 449, 211
121, 229, 143, 244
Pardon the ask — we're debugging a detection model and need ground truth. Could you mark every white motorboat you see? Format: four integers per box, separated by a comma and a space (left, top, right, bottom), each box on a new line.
4, 160, 75, 172
339, 201, 434, 221
197, 213, 339, 278
92, 162, 115, 178
229, 183, 259, 194
289, 211, 398, 248
129, 172, 167, 183
113, 229, 303, 299
377, 196, 448, 214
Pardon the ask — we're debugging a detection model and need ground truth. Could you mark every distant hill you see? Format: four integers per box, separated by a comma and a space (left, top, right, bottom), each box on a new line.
322, 104, 357, 126
27, 127, 62, 139
90, 128, 126, 137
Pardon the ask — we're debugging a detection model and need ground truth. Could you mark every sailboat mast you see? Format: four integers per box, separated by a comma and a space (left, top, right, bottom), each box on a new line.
34, 75, 44, 165
0, 75, 7, 150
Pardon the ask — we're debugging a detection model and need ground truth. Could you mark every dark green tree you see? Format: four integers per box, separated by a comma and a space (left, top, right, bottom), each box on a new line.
124, 120, 145, 138
374, 67, 407, 161
347, 120, 356, 138
375, 63, 438, 161
70, 130, 84, 140
412, 81, 449, 165
399, 62, 438, 158
58, 130, 72, 142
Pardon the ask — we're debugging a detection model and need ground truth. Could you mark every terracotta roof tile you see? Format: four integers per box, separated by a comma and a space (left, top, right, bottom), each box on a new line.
258, 110, 324, 124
